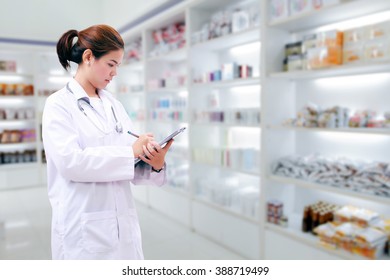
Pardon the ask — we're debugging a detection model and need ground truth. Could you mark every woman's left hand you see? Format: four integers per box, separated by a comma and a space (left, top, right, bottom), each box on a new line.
139, 139, 174, 170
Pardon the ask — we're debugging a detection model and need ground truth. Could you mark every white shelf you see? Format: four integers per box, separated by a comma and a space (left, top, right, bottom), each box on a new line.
269, 174, 390, 205
35, 72, 70, 78
119, 90, 144, 95
193, 197, 259, 224
268, 125, 390, 136
191, 77, 260, 88
191, 27, 260, 51
0, 162, 38, 170
0, 119, 35, 125
146, 87, 187, 93
147, 47, 187, 62
193, 161, 260, 176
167, 152, 189, 160
268, 0, 390, 32
193, 122, 261, 129
0, 95, 34, 99
147, 120, 188, 125
269, 60, 390, 80
0, 142, 37, 151
158, 183, 189, 197
0, 71, 33, 78
121, 61, 143, 71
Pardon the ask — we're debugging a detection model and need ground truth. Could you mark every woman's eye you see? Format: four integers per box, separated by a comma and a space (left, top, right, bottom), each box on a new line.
108, 63, 114, 67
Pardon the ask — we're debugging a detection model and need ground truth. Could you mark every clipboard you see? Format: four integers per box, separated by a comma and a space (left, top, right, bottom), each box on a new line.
134, 127, 186, 165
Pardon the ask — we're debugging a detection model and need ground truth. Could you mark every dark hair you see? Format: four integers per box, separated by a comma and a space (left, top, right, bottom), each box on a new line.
56, 24, 124, 70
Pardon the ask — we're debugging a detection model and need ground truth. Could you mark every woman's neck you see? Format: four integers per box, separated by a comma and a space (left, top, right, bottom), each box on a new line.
74, 74, 99, 98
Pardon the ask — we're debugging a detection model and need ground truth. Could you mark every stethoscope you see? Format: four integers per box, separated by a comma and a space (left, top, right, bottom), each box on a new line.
66, 83, 123, 134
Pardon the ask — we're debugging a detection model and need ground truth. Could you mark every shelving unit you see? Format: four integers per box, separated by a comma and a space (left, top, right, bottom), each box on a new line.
143, 8, 191, 226
0, 47, 72, 189
0, 50, 38, 189
261, 0, 390, 259
117, 0, 262, 258
268, 0, 390, 32
187, 0, 261, 259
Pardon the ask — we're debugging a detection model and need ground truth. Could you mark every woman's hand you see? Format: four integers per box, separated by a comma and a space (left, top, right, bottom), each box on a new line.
139, 139, 174, 170
132, 133, 154, 158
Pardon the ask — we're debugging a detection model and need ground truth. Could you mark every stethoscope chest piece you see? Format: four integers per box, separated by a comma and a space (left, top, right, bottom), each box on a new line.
115, 121, 123, 134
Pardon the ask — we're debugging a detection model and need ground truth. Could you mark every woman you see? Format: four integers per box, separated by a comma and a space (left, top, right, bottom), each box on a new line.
42, 24, 173, 260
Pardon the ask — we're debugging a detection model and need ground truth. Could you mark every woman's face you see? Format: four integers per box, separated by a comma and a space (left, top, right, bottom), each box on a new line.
90, 49, 124, 89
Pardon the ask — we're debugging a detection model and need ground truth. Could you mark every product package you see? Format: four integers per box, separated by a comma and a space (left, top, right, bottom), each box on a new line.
232, 9, 250, 33
343, 43, 364, 64
307, 45, 342, 69
289, 0, 312, 16
353, 227, 388, 259
364, 39, 388, 61
344, 27, 366, 45
269, 0, 289, 22
314, 222, 337, 248
222, 63, 239, 80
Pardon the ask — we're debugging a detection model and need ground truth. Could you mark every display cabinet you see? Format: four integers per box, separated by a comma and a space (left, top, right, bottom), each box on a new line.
114, 0, 390, 259
0, 47, 72, 189
187, 0, 261, 259
142, 9, 191, 226
261, 0, 390, 259
0, 50, 39, 189
118, 32, 145, 131
116, 31, 149, 204
117, 1, 262, 257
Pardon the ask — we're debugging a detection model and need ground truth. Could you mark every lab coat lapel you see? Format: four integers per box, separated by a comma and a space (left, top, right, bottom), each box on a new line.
98, 90, 117, 134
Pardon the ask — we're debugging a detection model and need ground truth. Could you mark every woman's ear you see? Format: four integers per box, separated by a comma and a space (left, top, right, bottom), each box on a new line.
82, 49, 93, 65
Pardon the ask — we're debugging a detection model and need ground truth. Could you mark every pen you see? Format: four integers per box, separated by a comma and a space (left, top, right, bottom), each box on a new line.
127, 131, 140, 138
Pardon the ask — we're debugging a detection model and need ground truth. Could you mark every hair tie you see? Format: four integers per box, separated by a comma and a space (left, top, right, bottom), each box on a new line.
71, 31, 79, 47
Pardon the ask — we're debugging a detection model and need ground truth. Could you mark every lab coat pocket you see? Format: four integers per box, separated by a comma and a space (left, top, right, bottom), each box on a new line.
81, 211, 119, 253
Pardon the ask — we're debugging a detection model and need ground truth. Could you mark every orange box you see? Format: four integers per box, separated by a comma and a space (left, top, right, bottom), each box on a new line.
316, 30, 343, 48
307, 46, 342, 69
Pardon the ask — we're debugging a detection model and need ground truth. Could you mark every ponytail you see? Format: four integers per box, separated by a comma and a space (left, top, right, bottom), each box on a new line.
56, 29, 81, 71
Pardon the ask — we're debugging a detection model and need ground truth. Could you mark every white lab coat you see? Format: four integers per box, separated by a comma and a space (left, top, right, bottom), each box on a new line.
42, 78, 166, 260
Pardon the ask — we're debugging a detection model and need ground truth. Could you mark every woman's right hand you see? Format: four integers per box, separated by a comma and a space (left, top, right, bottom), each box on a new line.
132, 133, 154, 158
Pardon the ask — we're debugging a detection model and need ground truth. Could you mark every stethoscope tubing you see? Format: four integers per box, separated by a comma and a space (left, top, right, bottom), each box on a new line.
66, 83, 123, 134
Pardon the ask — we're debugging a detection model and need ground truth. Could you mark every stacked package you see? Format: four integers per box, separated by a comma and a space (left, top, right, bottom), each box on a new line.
284, 29, 343, 71
344, 21, 390, 64
283, 103, 390, 129
272, 154, 390, 197
314, 205, 389, 259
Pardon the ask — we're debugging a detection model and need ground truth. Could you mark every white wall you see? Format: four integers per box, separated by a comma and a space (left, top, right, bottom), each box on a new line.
0, 0, 175, 43
0, 0, 103, 41
101, 0, 171, 31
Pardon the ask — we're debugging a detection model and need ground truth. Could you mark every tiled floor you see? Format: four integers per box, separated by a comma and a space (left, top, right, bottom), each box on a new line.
0, 186, 243, 260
